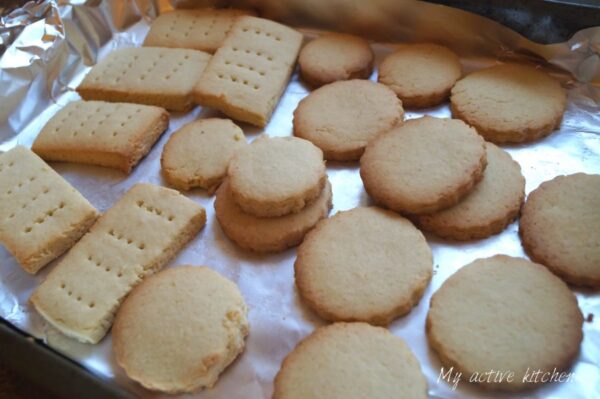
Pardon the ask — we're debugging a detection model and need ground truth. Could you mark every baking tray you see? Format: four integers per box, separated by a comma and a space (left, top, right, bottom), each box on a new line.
0, 1, 599, 398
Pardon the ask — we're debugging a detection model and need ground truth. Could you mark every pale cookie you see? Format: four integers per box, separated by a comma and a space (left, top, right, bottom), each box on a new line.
0, 146, 98, 274
378, 43, 461, 108
427, 255, 583, 391
143, 9, 254, 53
295, 207, 432, 325
30, 184, 206, 344
360, 116, 486, 214
293, 80, 403, 161
520, 173, 600, 288
161, 118, 247, 192
214, 179, 332, 253
113, 266, 249, 394
415, 143, 525, 240
227, 136, 326, 218
77, 47, 211, 112
193, 16, 303, 127
451, 64, 566, 143
33, 101, 169, 173
273, 322, 428, 399
298, 33, 374, 87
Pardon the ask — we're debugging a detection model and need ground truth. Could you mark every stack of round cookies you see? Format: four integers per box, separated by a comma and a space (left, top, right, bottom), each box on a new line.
214, 136, 333, 252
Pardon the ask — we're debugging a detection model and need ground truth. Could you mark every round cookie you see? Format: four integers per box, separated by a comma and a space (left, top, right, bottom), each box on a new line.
295, 207, 432, 325
451, 63, 566, 143
112, 266, 249, 394
360, 116, 487, 215
273, 323, 427, 399
427, 255, 583, 391
227, 136, 326, 217
293, 80, 403, 161
378, 43, 462, 108
520, 173, 600, 287
415, 143, 525, 240
161, 118, 247, 192
214, 179, 332, 253
298, 33, 374, 87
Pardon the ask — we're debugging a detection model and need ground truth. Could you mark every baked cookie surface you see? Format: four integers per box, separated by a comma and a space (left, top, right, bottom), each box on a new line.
360, 116, 486, 214
415, 143, 525, 240
427, 255, 583, 391
293, 80, 403, 161
161, 118, 247, 192
273, 322, 428, 399
227, 136, 326, 217
451, 63, 566, 143
295, 206, 432, 325
520, 173, 600, 287
378, 43, 461, 108
113, 266, 249, 394
214, 179, 332, 253
298, 33, 374, 87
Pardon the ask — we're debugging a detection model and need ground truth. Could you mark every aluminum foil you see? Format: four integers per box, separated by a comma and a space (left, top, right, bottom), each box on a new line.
0, 1, 599, 398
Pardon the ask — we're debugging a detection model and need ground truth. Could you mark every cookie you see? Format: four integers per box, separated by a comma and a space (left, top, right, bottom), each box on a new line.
295, 207, 432, 325
33, 100, 169, 173
77, 47, 211, 112
298, 33, 374, 87
378, 43, 461, 108
161, 118, 247, 192
227, 136, 326, 218
293, 80, 403, 161
0, 146, 99, 274
427, 255, 583, 391
30, 184, 206, 344
143, 9, 254, 53
193, 16, 303, 127
113, 266, 249, 393
214, 179, 332, 253
273, 322, 428, 399
451, 64, 567, 143
415, 143, 525, 240
520, 173, 600, 287
360, 116, 487, 215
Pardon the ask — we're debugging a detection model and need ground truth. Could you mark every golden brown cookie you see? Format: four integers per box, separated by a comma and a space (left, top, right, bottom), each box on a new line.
227, 136, 326, 218
214, 179, 332, 253
415, 143, 525, 240
298, 33, 374, 87
113, 266, 248, 393
161, 118, 247, 192
451, 64, 566, 143
273, 323, 428, 399
378, 43, 461, 108
295, 207, 432, 325
360, 116, 486, 215
293, 80, 403, 161
427, 255, 583, 391
520, 173, 600, 288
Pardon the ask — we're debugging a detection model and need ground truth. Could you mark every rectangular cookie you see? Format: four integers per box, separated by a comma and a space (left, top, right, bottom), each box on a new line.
77, 47, 211, 112
30, 183, 206, 344
32, 100, 169, 173
143, 9, 255, 53
193, 16, 303, 127
0, 146, 99, 274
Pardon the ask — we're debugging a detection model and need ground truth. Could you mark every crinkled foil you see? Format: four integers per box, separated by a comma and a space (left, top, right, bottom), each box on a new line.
0, 1, 599, 398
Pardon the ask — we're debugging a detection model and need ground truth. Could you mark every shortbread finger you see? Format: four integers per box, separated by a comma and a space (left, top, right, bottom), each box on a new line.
30, 184, 206, 344
0, 146, 99, 274
143, 9, 254, 53
33, 101, 169, 173
194, 16, 303, 127
77, 47, 211, 112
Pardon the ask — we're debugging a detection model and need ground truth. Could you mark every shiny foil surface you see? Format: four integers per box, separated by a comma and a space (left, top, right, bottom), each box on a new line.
0, 1, 599, 398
